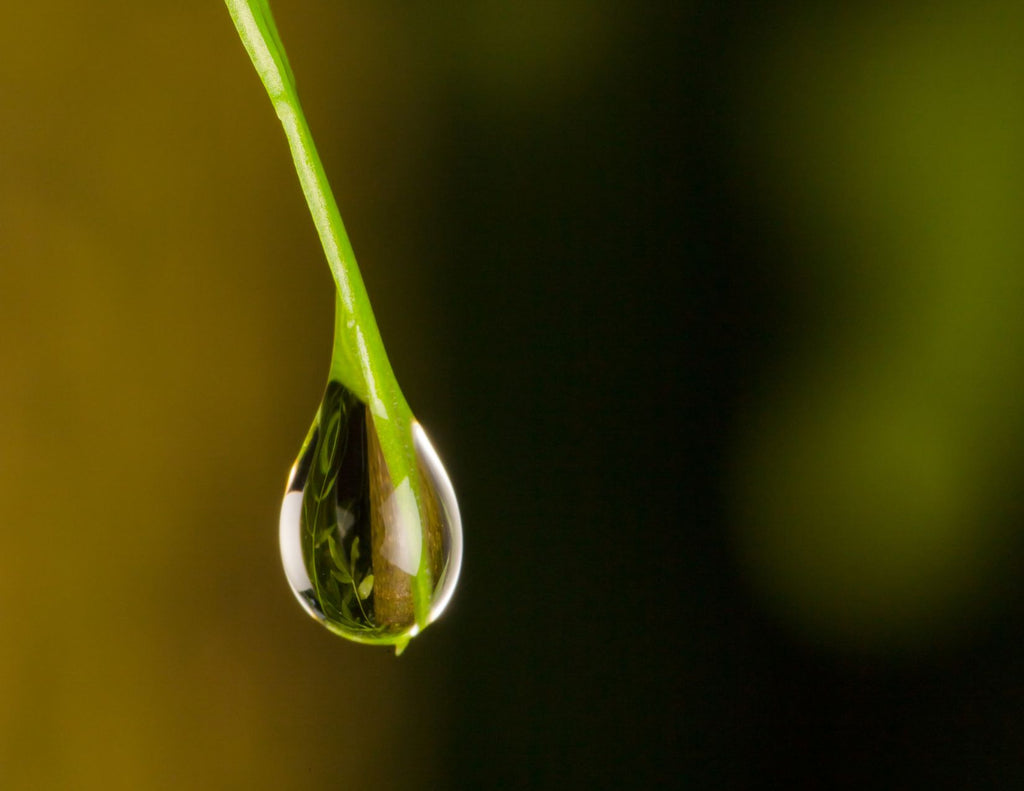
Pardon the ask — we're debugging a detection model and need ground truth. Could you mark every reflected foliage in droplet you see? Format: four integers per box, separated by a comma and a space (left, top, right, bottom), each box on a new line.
279, 381, 462, 648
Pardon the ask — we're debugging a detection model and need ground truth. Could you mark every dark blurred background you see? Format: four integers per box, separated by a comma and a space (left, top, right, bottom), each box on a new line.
3, 0, 1024, 788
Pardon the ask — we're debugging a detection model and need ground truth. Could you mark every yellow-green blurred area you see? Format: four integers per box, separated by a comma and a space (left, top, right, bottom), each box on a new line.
731, 0, 1024, 650
4, 0, 1024, 787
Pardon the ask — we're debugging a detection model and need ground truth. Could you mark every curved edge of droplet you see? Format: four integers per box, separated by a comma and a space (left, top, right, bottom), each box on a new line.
279, 487, 328, 624
412, 422, 464, 625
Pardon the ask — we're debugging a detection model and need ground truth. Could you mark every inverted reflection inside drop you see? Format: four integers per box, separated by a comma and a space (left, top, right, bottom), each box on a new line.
278, 381, 463, 645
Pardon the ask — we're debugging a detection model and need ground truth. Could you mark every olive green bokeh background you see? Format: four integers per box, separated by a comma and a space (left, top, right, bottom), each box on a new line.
4, 1, 1024, 787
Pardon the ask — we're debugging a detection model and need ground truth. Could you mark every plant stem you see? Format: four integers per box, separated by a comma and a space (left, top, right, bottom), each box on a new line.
225, 0, 435, 633
225, 0, 384, 406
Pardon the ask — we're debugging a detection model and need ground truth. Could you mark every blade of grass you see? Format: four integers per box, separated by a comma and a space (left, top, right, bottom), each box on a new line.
224, 0, 435, 635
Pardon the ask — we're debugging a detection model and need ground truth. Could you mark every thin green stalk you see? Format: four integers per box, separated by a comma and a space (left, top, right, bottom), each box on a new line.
225, 0, 434, 631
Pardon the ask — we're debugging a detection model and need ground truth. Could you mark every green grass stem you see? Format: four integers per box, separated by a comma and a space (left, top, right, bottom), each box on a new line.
225, 0, 435, 638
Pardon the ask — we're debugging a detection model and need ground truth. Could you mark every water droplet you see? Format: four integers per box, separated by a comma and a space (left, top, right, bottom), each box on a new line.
279, 381, 463, 650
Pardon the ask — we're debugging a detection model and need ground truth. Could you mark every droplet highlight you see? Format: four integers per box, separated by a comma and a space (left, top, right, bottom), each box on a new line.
279, 381, 462, 649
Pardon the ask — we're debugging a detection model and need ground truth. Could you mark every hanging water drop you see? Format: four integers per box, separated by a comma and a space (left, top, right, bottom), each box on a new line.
279, 381, 463, 652
224, 0, 463, 652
